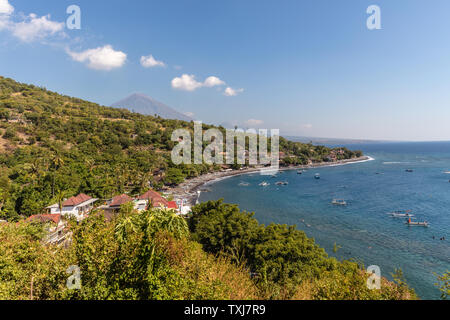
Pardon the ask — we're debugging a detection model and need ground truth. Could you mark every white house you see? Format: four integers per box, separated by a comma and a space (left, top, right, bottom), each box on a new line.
46, 193, 98, 221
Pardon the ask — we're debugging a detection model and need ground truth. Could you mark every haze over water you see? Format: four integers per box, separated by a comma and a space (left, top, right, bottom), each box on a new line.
200, 142, 450, 299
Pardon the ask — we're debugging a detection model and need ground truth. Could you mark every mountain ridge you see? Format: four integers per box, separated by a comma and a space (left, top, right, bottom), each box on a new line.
111, 93, 193, 122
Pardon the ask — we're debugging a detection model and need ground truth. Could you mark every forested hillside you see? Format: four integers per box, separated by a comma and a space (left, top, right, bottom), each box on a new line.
0, 76, 362, 220
0, 200, 418, 300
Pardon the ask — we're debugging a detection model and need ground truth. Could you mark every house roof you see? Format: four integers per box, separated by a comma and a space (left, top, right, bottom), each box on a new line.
62, 193, 92, 207
138, 189, 169, 207
110, 194, 133, 207
167, 201, 178, 209
138, 189, 164, 200
26, 214, 61, 225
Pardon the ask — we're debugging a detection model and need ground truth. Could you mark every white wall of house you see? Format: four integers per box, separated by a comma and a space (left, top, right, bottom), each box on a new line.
47, 200, 97, 221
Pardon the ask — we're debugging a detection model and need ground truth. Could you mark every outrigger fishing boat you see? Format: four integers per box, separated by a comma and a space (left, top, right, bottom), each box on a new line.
406, 218, 429, 227
332, 199, 347, 206
389, 210, 414, 218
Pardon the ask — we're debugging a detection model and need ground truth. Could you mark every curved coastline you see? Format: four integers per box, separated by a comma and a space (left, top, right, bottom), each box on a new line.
168, 156, 374, 206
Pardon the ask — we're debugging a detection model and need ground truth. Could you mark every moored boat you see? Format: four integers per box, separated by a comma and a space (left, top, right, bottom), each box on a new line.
332, 199, 347, 206
406, 218, 429, 227
314, 173, 321, 180
389, 210, 414, 218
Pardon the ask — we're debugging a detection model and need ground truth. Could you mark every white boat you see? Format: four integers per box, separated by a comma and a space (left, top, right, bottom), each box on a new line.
389, 210, 414, 218
238, 182, 250, 186
406, 219, 429, 227
390, 213, 414, 218
314, 173, 321, 180
332, 199, 347, 206
259, 182, 270, 187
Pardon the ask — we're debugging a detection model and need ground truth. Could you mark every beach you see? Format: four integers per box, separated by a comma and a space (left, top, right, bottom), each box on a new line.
167, 156, 372, 205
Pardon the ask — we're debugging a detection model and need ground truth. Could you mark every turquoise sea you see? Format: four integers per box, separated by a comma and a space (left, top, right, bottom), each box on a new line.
199, 142, 450, 300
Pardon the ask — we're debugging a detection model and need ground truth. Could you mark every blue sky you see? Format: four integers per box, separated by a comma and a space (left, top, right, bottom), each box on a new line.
1, 0, 450, 141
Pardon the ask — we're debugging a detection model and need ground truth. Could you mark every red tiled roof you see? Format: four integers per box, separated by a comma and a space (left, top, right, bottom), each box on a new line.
167, 201, 178, 209
138, 189, 169, 207
62, 193, 92, 207
110, 194, 133, 207
138, 189, 163, 200
26, 214, 61, 225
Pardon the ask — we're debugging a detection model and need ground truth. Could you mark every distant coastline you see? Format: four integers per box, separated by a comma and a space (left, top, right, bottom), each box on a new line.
168, 156, 373, 206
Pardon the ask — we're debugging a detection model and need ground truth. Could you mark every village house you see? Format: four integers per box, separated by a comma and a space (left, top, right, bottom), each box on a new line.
25, 214, 71, 245
136, 189, 170, 210
46, 193, 98, 221
98, 194, 134, 214
26, 214, 64, 229
97, 190, 181, 219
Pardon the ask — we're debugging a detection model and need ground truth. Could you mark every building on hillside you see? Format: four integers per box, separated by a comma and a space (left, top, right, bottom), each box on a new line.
26, 214, 64, 228
98, 190, 184, 217
46, 193, 98, 221
98, 194, 134, 215
136, 189, 170, 211
25, 214, 70, 245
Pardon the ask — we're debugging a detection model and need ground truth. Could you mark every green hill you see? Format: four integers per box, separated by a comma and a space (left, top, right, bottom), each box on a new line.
0, 76, 420, 301
0, 76, 362, 220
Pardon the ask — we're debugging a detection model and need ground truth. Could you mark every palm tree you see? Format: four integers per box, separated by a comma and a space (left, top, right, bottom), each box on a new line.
115, 207, 188, 243
50, 153, 65, 197
54, 189, 69, 215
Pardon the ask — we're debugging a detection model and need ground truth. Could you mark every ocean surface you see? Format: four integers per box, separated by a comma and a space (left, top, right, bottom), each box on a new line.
199, 142, 450, 300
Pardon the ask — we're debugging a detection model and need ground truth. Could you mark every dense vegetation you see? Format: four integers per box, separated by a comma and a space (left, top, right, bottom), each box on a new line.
0, 201, 419, 300
0, 76, 362, 221
3, 76, 419, 301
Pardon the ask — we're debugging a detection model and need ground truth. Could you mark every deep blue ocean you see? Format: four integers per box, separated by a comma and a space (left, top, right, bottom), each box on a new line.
199, 142, 450, 300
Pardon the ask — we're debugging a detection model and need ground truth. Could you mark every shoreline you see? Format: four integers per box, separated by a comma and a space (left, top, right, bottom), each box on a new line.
167, 156, 374, 206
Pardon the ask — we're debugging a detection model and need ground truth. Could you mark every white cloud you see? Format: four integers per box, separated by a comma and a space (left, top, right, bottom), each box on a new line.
67, 45, 127, 71
184, 112, 195, 118
245, 119, 264, 127
0, 0, 13, 31
171, 74, 204, 91
224, 87, 244, 97
302, 124, 313, 129
0, 0, 14, 15
140, 54, 165, 68
11, 14, 65, 42
0, 15, 9, 30
203, 76, 225, 87
171, 74, 227, 92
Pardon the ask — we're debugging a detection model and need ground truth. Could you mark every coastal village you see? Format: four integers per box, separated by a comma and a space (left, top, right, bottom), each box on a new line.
13, 152, 369, 246
22, 189, 191, 245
